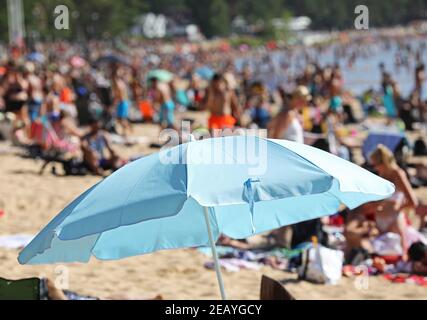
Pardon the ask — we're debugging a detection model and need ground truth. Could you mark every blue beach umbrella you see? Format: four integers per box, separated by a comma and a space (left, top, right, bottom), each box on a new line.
18, 136, 394, 299
27, 52, 45, 63
146, 69, 174, 83
94, 54, 127, 65
195, 66, 215, 80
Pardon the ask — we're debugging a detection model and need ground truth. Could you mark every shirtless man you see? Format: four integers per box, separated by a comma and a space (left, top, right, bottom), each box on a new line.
112, 68, 131, 137
150, 77, 175, 129
202, 73, 241, 135
24, 62, 44, 123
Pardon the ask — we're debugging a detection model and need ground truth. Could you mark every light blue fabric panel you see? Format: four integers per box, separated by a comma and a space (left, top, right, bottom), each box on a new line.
18, 136, 394, 265
58, 145, 188, 240
213, 191, 341, 239
270, 139, 395, 198
18, 184, 100, 264
187, 136, 333, 207
92, 198, 217, 260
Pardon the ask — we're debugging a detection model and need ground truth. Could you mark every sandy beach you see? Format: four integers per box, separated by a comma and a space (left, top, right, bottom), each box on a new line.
1, 115, 426, 300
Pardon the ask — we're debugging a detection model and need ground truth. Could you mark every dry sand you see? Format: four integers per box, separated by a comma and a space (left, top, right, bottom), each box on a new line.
0, 114, 427, 299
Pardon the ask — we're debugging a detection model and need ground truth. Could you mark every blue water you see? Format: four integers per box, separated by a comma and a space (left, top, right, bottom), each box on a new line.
235, 38, 427, 99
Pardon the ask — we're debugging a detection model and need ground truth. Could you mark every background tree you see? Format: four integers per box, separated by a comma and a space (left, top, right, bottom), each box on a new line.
2, 0, 427, 42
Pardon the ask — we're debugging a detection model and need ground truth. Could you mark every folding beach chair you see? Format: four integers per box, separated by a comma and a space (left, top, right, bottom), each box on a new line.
260, 275, 295, 300
0, 277, 42, 300
30, 117, 84, 175
0, 277, 98, 300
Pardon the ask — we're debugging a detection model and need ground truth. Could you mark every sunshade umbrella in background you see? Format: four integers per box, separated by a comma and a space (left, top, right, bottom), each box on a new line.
146, 69, 174, 83
195, 66, 215, 80
362, 130, 407, 161
27, 52, 45, 63
18, 136, 394, 300
70, 56, 87, 69
94, 54, 128, 66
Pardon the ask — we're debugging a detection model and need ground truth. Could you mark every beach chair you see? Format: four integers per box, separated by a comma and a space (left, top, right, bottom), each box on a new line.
0, 277, 41, 300
0, 277, 98, 300
259, 275, 295, 300
30, 117, 83, 175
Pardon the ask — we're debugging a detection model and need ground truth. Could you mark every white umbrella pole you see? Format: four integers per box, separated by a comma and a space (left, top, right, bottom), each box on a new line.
203, 206, 227, 300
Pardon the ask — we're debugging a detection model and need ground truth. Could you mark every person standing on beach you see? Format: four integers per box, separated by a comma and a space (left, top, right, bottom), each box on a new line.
2, 65, 30, 135
150, 76, 175, 129
415, 63, 425, 101
202, 73, 241, 135
268, 86, 308, 143
328, 66, 344, 115
24, 62, 43, 123
112, 67, 131, 137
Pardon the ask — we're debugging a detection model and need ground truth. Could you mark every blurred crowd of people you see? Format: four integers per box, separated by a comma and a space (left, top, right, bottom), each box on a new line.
1, 35, 427, 275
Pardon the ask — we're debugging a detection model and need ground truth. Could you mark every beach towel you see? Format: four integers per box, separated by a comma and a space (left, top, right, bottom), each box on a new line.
204, 259, 262, 273
198, 246, 297, 272
383, 274, 427, 287
371, 229, 427, 258
198, 246, 302, 261
371, 233, 403, 256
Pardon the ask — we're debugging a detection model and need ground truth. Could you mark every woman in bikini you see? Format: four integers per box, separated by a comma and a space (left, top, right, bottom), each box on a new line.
370, 144, 423, 260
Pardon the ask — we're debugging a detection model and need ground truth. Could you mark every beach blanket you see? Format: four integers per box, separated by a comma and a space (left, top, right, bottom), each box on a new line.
0, 235, 34, 249
198, 246, 304, 272
383, 274, 427, 287
197, 246, 303, 260
204, 259, 262, 272
371, 233, 403, 256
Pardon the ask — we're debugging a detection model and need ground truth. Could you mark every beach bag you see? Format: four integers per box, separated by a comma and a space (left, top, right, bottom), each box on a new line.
298, 246, 344, 285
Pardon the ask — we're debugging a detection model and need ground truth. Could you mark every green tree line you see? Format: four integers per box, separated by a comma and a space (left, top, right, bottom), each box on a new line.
1, 0, 427, 42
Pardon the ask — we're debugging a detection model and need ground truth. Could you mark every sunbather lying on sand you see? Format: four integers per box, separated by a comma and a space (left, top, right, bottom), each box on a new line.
217, 235, 252, 250
81, 117, 126, 176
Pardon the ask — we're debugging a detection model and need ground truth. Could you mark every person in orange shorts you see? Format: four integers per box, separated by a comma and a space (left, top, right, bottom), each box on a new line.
202, 73, 241, 135
208, 113, 236, 130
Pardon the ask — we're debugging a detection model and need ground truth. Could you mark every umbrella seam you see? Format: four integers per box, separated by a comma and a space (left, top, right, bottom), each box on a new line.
266, 138, 388, 195
89, 233, 103, 257
119, 163, 154, 226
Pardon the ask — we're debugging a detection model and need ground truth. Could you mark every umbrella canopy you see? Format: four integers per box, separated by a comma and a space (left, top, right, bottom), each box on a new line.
18, 136, 394, 298
94, 54, 127, 66
70, 56, 86, 68
195, 66, 215, 80
27, 52, 45, 63
146, 69, 174, 83
362, 130, 406, 161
